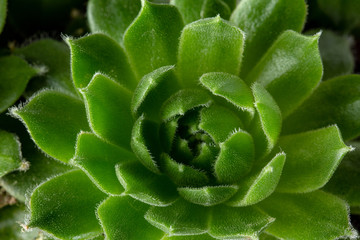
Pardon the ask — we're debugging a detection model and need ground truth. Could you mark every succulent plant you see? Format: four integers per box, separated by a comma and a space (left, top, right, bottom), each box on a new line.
2, 0, 360, 239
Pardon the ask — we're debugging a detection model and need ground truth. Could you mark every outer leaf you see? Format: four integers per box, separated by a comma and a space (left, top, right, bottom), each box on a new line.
29, 170, 106, 239
162, 234, 215, 240
246, 30, 323, 117
116, 161, 178, 206
283, 75, 360, 141
11, 90, 89, 163
87, 0, 141, 45
259, 191, 357, 240
276, 126, 351, 193
230, 0, 306, 77
145, 199, 208, 236
177, 16, 244, 87
0, 130, 22, 177
0, 56, 37, 113
81, 73, 133, 149
98, 196, 164, 240
0, 0, 6, 33
68, 33, 136, 90
124, 0, 183, 79
208, 205, 274, 239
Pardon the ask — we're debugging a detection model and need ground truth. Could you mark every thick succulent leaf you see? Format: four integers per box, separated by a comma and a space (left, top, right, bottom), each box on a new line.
249, 83, 281, 159
283, 75, 360, 141
171, 137, 193, 163
200, 72, 254, 119
0, 0, 6, 33
87, 0, 141, 45
178, 185, 238, 206
259, 191, 357, 240
227, 152, 286, 207
199, 104, 243, 143
72, 132, 136, 195
177, 16, 244, 87
145, 199, 208, 236
214, 130, 254, 183
159, 117, 179, 153
0, 130, 23, 177
162, 234, 215, 240
68, 33, 136, 90
98, 196, 164, 240
14, 39, 76, 95
276, 126, 351, 193
124, 0, 183, 79
81, 73, 133, 149
0, 56, 37, 113
29, 170, 107, 239
116, 161, 178, 206
161, 89, 212, 121
11, 90, 89, 163
246, 30, 323, 117
132, 65, 180, 121
208, 205, 274, 239
230, 0, 306, 77
324, 141, 360, 208
161, 153, 209, 187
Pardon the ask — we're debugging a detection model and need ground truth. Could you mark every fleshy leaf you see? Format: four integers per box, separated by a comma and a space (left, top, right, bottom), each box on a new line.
230, 0, 306, 77
29, 170, 106, 239
68, 33, 136, 90
177, 16, 244, 87
159, 117, 179, 153
81, 73, 133, 149
283, 75, 360, 141
98, 196, 164, 240
87, 0, 141, 45
145, 199, 208, 236
116, 161, 178, 206
227, 152, 286, 206
178, 185, 238, 206
0, 130, 23, 177
0, 0, 6, 33
246, 30, 323, 117
208, 205, 274, 239
276, 126, 351, 193
11, 90, 89, 163
214, 130, 255, 183
0, 56, 37, 113
72, 132, 136, 195
259, 191, 356, 240
162, 234, 215, 240
132, 65, 180, 121
124, 0, 183, 79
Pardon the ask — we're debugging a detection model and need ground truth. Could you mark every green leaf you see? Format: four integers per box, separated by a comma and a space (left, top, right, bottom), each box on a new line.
162, 234, 215, 240
0, 0, 6, 33
14, 39, 76, 95
160, 89, 212, 121
145, 199, 208, 235
87, 0, 141, 45
67, 33, 136, 90
259, 232, 279, 240
98, 196, 164, 240
214, 130, 254, 183
0, 56, 37, 113
159, 117, 179, 153
81, 73, 133, 149
246, 30, 323, 117
259, 191, 357, 240
177, 16, 244, 87
132, 65, 181, 121
116, 161, 178, 206
178, 185, 238, 206
324, 141, 360, 208
208, 205, 274, 239
0, 130, 23, 177
276, 126, 351, 193
11, 90, 89, 163
230, 0, 306, 77
249, 83, 282, 159
283, 75, 360, 141
227, 152, 286, 206
124, 0, 183, 79
29, 170, 106, 239
72, 132, 136, 195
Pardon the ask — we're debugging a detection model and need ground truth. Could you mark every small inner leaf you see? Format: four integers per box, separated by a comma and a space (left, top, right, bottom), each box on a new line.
0, 130, 23, 177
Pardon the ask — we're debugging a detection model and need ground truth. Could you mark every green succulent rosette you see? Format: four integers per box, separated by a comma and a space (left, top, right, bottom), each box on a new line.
8, 0, 360, 239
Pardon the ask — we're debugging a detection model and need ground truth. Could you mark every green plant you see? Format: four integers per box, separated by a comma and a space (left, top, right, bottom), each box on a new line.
4, 0, 360, 239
